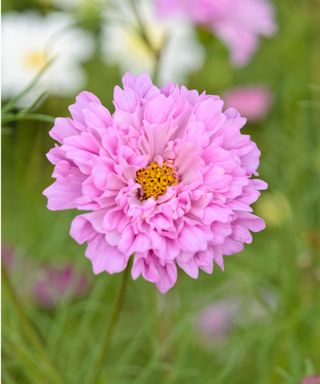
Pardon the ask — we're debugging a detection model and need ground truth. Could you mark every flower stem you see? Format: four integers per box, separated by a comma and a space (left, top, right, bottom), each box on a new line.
129, 0, 164, 84
130, 0, 155, 54
2, 113, 55, 124
152, 47, 164, 86
2, 266, 64, 384
84, 264, 131, 384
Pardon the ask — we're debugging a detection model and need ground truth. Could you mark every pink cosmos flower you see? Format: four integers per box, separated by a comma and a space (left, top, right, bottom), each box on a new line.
156, 0, 277, 67
32, 264, 89, 308
43, 73, 267, 293
223, 86, 272, 122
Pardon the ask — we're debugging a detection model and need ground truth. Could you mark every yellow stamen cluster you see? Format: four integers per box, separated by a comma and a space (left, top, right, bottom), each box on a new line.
136, 162, 177, 200
24, 51, 48, 71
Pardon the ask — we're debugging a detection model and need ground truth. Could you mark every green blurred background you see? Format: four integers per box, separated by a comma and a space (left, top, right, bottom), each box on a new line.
2, 0, 320, 383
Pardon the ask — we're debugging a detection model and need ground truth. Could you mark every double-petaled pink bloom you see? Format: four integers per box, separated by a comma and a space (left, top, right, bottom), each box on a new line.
44, 73, 267, 293
156, 0, 277, 67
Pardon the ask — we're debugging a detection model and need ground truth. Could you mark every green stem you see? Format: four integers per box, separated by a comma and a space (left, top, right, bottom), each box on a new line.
2, 113, 55, 124
2, 57, 55, 114
2, 267, 65, 384
84, 265, 131, 384
151, 42, 166, 86
129, 0, 155, 54
129, 0, 164, 84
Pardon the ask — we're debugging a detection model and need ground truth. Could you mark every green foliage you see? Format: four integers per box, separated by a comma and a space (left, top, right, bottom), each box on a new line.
2, 0, 320, 383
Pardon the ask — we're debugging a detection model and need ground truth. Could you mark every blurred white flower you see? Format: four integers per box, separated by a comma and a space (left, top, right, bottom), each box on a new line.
101, 0, 204, 84
2, 12, 94, 105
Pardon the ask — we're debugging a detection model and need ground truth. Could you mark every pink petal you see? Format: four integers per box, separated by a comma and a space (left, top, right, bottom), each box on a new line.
86, 235, 128, 274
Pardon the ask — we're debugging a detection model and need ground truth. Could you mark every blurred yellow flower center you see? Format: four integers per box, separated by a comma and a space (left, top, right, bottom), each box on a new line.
24, 51, 48, 71
136, 162, 177, 200
125, 25, 165, 65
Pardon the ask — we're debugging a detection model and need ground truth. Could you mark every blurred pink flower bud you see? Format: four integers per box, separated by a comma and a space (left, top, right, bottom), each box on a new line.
301, 376, 320, 384
32, 264, 89, 309
1, 245, 15, 271
196, 299, 240, 342
224, 86, 272, 122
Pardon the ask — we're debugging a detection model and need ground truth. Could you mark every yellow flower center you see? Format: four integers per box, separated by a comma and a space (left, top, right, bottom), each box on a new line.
124, 23, 166, 67
24, 51, 48, 71
136, 162, 177, 200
